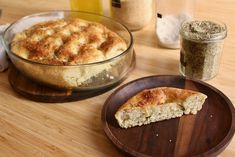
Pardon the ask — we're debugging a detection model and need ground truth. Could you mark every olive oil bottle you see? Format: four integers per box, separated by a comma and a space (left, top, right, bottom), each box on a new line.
70, 0, 104, 15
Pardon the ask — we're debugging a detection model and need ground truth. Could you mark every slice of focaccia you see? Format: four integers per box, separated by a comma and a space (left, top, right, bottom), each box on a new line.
115, 87, 207, 128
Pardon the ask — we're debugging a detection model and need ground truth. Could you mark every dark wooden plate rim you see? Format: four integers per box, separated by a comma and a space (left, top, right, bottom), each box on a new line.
101, 75, 235, 157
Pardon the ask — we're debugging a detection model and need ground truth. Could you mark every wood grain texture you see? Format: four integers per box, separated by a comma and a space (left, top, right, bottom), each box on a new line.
102, 75, 235, 157
0, 0, 235, 156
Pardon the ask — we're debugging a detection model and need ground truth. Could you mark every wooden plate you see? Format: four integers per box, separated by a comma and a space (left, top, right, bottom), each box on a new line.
102, 75, 235, 157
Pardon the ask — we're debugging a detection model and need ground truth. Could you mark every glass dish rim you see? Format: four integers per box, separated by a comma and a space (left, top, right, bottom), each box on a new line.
2, 10, 133, 67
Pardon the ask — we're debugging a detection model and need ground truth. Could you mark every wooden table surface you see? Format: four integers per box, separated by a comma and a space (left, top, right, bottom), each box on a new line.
0, 0, 234, 156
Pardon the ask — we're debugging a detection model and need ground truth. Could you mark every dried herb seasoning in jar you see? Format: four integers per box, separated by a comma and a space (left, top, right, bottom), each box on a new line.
180, 20, 227, 80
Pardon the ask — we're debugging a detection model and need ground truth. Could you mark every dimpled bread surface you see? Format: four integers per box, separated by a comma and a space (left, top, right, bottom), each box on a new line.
11, 18, 127, 65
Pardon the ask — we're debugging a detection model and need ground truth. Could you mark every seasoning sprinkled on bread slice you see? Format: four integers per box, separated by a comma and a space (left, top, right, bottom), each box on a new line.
115, 87, 207, 128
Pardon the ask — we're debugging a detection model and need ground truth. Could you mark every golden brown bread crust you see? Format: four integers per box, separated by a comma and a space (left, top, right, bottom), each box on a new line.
118, 87, 206, 110
115, 87, 207, 128
11, 18, 127, 65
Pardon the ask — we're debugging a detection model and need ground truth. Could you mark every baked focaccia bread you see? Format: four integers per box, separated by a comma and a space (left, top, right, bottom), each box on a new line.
10, 18, 128, 88
115, 87, 207, 128
11, 18, 127, 65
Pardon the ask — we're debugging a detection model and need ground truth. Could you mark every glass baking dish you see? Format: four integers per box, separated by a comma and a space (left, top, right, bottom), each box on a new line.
2, 11, 135, 90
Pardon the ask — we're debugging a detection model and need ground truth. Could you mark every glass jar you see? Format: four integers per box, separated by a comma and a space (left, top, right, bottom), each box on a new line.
156, 0, 195, 49
179, 20, 227, 80
111, 0, 153, 31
